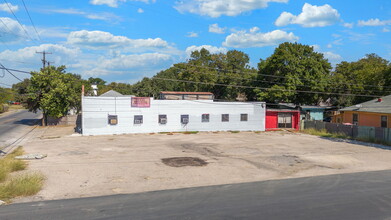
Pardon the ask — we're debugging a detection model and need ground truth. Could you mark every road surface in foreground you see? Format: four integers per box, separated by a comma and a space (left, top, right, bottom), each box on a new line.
2, 170, 391, 219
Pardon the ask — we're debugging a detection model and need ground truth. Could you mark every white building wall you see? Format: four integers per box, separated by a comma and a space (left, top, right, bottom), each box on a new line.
82, 97, 266, 135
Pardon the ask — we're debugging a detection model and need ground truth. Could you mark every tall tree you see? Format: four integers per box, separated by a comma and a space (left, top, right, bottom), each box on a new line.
331, 53, 390, 106
27, 66, 85, 125
255, 42, 332, 104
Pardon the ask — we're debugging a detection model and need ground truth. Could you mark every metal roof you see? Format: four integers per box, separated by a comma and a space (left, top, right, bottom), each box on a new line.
100, 90, 124, 97
160, 91, 213, 95
340, 95, 391, 114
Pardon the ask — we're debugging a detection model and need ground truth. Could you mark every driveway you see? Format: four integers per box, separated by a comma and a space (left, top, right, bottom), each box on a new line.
16, 128, 391, 202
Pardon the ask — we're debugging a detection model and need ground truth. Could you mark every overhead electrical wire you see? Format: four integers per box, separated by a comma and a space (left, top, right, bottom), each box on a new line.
20, 0, 41, 41
153, 77, 381, 98
178, 63, 391, 89
2, 0, 36, 42
171, 65, 391, 95
0, 63, 22, 81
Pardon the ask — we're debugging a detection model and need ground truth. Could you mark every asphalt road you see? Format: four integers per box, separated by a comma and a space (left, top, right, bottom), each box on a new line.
2, 170, 391, 220
0, 109, 41, 151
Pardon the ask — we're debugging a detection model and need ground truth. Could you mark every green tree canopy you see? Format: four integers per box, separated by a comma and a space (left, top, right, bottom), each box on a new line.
27, 66, 87, 124
331, 53, 391, 106
255, 42, 332, 104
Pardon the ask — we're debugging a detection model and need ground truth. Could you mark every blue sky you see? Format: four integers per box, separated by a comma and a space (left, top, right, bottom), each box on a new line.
0, 0, 390, 86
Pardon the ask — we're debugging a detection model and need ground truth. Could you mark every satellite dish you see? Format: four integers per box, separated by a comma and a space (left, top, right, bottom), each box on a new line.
355, 104, 362, 108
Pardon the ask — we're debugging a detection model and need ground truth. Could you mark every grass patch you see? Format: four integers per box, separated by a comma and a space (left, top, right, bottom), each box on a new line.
229, 131, 240, 133
0, 147, 27, 182
301, 128, 349, 139
182, 131, 199, 134
0, 173, 44, 202
0, 147, 44, 203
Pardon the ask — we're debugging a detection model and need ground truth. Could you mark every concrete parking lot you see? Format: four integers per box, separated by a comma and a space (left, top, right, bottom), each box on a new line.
16, 127, 391, 202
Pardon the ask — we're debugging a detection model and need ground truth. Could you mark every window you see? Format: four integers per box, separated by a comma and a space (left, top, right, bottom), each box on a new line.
108, 115, 118, 125
278, 113, 292, 128
352, 114, 358, 125
159, 115, 167, 124
134, 115, 143, 124
181, 115, 189, 124
240, 114, 248, 121
222, 114, 229, 122
202, 114, 209, 122
381, 116, 388, 128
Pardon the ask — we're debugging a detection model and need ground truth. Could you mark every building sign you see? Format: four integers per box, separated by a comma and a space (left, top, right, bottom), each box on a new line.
131, 97, 150, 108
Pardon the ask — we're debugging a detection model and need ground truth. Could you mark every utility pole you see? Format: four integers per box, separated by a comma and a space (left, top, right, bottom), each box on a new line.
36, 51, 52, 69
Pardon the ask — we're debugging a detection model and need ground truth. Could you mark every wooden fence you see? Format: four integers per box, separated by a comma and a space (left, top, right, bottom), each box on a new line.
303, 120, 391, 145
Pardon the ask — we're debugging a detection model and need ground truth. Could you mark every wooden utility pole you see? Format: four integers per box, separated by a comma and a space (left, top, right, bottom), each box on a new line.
36, 51, 52, 69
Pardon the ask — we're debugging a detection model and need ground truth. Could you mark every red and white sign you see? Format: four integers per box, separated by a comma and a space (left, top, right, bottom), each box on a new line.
131, 97, 150, 108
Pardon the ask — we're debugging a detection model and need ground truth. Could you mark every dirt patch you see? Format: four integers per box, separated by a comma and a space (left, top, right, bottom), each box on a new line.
162, 157, 208, 167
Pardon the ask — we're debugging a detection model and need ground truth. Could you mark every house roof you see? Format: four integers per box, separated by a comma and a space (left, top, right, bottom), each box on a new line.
160, 91, 213, 95
340, 95, 391, 114
100, 90, 124, 97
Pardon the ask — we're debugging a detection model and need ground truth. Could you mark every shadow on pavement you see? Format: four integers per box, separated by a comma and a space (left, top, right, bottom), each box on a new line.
13, 119, 42, 126
318, 136, 391, 151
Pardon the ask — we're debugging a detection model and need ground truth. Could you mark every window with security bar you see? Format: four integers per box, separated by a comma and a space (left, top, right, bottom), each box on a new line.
240, 114, 248, 121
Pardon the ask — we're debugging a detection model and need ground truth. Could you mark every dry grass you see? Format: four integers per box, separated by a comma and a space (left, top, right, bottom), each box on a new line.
0, 147, 27, 182
301, 128, 349, 139
0, 147, 44, 203
0, 173, 44, 202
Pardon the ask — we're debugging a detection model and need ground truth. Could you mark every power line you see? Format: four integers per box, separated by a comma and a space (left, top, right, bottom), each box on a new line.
153, 77, 382, 98
0, 62, 22, 81
20, 0, 41, 41
178, 63, 391, 89
171, 65, 391, 95
2, 0, 35, 42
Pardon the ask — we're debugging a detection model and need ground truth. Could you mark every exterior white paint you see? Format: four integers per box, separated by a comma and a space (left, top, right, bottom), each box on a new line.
82, 96, 266, 135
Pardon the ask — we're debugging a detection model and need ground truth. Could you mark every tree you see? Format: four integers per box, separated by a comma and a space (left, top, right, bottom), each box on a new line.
255, 42, 332, 104
331, 53, 390, 106
27, 66, 85, 125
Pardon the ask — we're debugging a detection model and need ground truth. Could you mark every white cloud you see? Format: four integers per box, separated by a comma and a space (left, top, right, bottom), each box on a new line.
223, 27, 299, 48
0, 3, 18, 13
44, 8, 121, 22
67, 30, 169, 52
343, 23, 353, 28
323, 51, 342, 61
383, 27, 390, 32
187, 32, 199, 38
175, 0, 288, 18
137, 8, 144, 13
358, 18, 391, 26
311, 44, 320, 51
0, 44, 81, 71
185, 45, 228, 56
0, 17, 31, 43
89, 0, 153, 8
209, 23, 226, 34
275, 3, 340, 27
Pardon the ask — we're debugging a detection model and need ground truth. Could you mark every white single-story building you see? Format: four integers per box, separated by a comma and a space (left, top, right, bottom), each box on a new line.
82, 94, 266, 136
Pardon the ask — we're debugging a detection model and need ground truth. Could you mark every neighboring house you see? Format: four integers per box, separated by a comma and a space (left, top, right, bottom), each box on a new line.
332, 95, 391, 128
300, 106, 336, 121
159, 91, 214, 100
82, 91, 266, 135
265, 104, 300, 131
